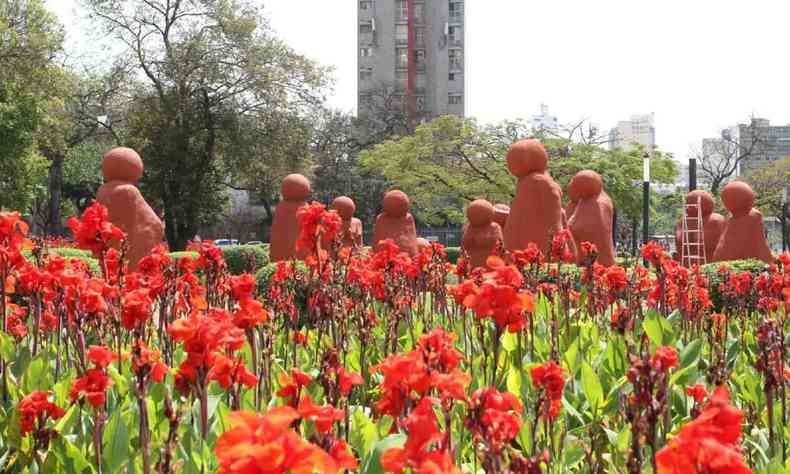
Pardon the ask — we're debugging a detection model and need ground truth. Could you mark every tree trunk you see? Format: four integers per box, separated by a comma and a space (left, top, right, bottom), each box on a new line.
47, 154, 64, 236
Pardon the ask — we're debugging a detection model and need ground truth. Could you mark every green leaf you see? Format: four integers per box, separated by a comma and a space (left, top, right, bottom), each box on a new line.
360, 434, 406, 474
350, 407, 379, 461
103, 408, 130, 473
643, 313, 664, 347
501, 332, 517, 352
53, 436, 95, 474
54, 405, 79, 436
506, 365, 521, 396
679, 339, 703, 367
0, 331, 15, 361
581, 361, 604, 413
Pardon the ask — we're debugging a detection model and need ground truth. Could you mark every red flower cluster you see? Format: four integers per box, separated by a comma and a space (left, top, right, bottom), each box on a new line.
296, 202, 342, 264
651, 346, 680, 372
229, 274, 269, 329
18, 390, 64, 436
66, 201, 125, 258
70, 345, 116, 408
656, 386, 752, 474
467, 388, 523, 454
531, 361, 566, 419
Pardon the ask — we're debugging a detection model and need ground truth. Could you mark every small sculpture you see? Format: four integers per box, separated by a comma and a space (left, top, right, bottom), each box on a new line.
372, 190, 418, 256
270, 174, 310, 262
493, 204, 510, 229
566, 170, 615, 266
96, 147, 164, 270
674, 190, 725, 265
503, 139, 574, 258
331, 196, 363, 250
712, 181, 773, 263
462, 199, 503, 268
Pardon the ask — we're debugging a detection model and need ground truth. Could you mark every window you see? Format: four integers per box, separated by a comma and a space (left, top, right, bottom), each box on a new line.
416, 95, 425, 111
416, 73, 426, 89
395, 24, 408, 44
415, 27, 425, 46
449, 72, 456, 81
359, 22, 372, 33
448, 25, 462, 44
414, 49, 426, 66
359, 1, 372, 10
449, 94, 463, 105
360, 47, 373, 57
449, 49, 463, 70
414, 3, 424, 21
359, 67, 373, 80
396, 0, 407, 20
449, 1, 463, 20
396, 48, 408, 68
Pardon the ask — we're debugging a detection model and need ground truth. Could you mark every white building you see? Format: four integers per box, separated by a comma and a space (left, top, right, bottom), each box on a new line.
529, 103, 559, 133
609, 113, 656, 151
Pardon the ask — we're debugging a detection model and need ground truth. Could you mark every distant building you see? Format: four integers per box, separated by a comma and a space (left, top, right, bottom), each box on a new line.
528, 103, 559, 133
357, 0, 466, 121
609, 113, 656, 151
731, 117, 790, 176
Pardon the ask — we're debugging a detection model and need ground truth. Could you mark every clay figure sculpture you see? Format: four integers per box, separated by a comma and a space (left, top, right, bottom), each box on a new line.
331, 196, 363, 250
493, 204, 510, 229
372, 190, 418, 256
462, 199, 503, 268
270, 174, 311, 262
96, 147, 165, 270
566, 170, 615, 266
712, 181, 773, 263
503, 139, 574, 258
674, 190, 726, 265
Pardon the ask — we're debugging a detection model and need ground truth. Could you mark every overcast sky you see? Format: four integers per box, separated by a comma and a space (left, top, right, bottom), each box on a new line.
46, 0, 790, 162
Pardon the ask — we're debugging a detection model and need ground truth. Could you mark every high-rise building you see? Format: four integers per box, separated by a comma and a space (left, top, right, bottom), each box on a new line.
731, 118, 790, 176
608, 113, 656, 151
528, 103, 559, 133
357, 0, 466, 122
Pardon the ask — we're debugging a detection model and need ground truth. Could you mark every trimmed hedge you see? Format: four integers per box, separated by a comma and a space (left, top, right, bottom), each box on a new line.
700, 259, 769, 310
169, 251, 199, 261
222, 245, 269, 275
444, 247, 461, 264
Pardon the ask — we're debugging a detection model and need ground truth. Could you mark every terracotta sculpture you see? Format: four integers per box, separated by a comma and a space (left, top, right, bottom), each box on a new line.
566, 170, 615, 266
331, 196, 363, 250
462, 199, 503, 268
674, 190, 726, 265
96, 147, 164, 270
493, 204, 510, 229
372, 190, 418, 256
712, 181, 773, 263
270, 174, 310, 262
503, 139, 574, 257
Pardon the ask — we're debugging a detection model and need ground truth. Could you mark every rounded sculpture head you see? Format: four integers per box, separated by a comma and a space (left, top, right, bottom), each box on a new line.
102, 147, 144, 183
569, 170, 603, 200
720, 181, 755, 216
506, 139, 548, 177
686, 190, 715, 217
281, 174, 311, 201
382, 190, 410, 218
331, 196, 356, 220
493, 203, 510, 226
466, 199, 495, 226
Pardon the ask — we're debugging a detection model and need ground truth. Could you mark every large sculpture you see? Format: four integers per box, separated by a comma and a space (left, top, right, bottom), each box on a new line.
674, 190, 725, 265
372, 190, 418, 256
712, 181, 773, 263
96, 147, 164, 270
270, 174, 310, 262
493, 203, 510, 229
567, 170, 615, 266
462, 199, 503, 268
503, 139, 572, 257
331, 196, 363, 251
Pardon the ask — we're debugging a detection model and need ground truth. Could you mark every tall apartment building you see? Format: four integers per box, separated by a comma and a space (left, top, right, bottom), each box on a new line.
357, 0, 466, 122
528, 103, 559, 133
608, 113, 656, 151
730, 118, 790, 176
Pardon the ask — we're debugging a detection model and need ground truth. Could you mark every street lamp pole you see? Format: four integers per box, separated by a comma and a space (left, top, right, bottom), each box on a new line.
782, 187, 788, 253
642, 152, 651, 245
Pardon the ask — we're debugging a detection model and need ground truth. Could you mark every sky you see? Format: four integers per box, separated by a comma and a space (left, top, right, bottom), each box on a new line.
46, 0, 790, 162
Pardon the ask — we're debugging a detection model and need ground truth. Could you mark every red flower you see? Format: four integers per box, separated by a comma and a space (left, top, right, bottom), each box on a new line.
230, 273, 256, 301
337, 367, 363, 397
686, 384, 708, 404
298, 395, 344, 433
531, 361, 566, 419
328, 439, 359, 472
651, 346, 679, 372
70, 368, 112, 408
208, 353, 258, 390
87, 345, 117, 369
131, 341, 169, 383
642, 241, 667, 266
656, 386, 752, 474
215, 407, 338, 474
277, 368, 313, 405
468, 388, 523, 455
18, 391, 64, 436
121, 288, 152, 330
66, 201, 125, 257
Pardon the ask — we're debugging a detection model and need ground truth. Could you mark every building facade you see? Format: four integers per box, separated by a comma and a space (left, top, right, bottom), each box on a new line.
732, 118, 790, 176
528, 103, 559, 134
357, 0, 466, 122
608, 113, 656, 151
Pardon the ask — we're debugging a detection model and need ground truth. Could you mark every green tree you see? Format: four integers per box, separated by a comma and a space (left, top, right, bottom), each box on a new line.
746, 157, 790, 250
85, 0, 328, 249
358, 115, 677, 227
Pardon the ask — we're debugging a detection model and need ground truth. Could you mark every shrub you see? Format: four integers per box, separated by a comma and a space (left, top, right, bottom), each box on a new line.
48, 247, 92, 259
444, 247, 461, 264
169, 251, 199, 261
222, 245, 269, 275
700, 259, 770, 310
